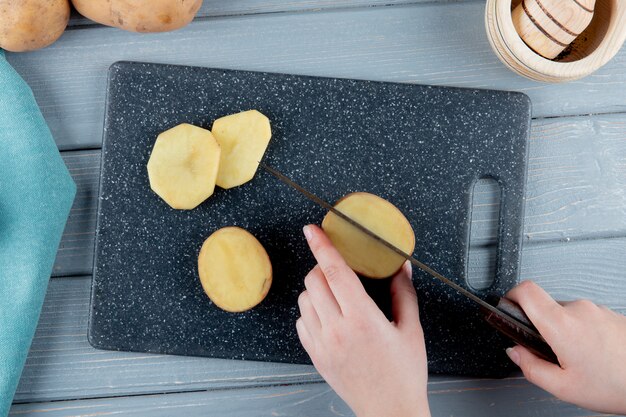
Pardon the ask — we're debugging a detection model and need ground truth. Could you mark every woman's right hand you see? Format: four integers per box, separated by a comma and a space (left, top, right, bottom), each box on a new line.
505, 281, 626, 414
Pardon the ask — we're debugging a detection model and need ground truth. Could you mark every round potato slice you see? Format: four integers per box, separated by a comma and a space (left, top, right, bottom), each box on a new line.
147, 123, 220, 210
322, 192, 415, 279
198, 227, 272, 312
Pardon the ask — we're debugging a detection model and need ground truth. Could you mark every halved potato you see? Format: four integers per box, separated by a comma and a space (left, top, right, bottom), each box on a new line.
147, 123, 220, 210
198, 227, 272, 312
211, 110, 272, 189
321, 192, 415, 279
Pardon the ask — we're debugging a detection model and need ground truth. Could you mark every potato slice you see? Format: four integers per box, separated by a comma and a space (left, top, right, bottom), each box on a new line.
322, 192, 415, 279
211, 110, 272, 189
198, 227, 272, 312
147, 123, 220, 210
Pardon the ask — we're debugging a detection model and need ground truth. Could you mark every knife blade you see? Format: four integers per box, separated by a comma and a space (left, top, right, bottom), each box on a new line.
260, 162, 559, 365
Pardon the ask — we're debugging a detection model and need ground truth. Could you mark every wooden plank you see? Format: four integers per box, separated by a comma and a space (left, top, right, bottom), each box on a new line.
68, 0, 463, 27
15, 235, 626, 403
6, 2, 626, 151
51, 113, 626, 277
10, 379, 607, 417
52, 151, 100, 277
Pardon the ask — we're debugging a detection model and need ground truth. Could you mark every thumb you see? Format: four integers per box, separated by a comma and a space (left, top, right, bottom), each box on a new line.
505, 281, 566, 346
507, 345, 566, 396
390, 261, 420, 329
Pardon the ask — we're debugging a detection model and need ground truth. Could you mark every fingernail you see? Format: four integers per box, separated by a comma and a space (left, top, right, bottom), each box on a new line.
506, 347, 520, 366
403, 260, 412, 275
303, 225, 313, 241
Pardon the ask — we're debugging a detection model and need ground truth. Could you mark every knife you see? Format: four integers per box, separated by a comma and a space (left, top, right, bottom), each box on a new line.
260, 162, 559, 365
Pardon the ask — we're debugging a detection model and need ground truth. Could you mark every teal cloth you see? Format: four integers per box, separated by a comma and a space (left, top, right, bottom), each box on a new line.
0, 50, 76, 416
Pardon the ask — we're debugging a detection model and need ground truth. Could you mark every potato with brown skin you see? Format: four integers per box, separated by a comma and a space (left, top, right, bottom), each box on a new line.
322, 192, 415, 279
71, 0, 203, 33
0, 0, 69, 52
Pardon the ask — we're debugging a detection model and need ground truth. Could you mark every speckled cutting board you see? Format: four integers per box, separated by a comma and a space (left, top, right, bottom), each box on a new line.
90, 61, 531, 377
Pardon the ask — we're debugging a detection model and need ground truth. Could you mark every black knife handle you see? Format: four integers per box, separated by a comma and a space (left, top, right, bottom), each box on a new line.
481, 296, 559, 365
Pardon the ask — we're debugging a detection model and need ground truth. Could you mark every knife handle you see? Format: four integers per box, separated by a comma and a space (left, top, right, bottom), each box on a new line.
482, 296, 559, 365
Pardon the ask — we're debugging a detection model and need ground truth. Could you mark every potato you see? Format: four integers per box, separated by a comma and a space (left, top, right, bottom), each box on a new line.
0, 0, 69, 52
71, 0, 203, 33
211, 110, 272, 189
322, 192, 415, 279
147, 123, 220, 210
198, 227, 272, 312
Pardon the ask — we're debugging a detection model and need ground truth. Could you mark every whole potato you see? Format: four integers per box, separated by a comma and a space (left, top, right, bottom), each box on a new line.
71, 0, 203, 33
0, 0, 70, 52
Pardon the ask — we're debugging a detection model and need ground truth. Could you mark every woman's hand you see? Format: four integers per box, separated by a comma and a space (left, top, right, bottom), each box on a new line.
296, 225, 430, 417
506, 281, 626, 414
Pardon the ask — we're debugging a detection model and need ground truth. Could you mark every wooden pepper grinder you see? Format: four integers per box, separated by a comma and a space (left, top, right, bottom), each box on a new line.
512, 0, 596, 59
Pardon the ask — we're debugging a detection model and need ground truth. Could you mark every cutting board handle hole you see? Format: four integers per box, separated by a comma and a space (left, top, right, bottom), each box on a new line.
467, 177, 502, 291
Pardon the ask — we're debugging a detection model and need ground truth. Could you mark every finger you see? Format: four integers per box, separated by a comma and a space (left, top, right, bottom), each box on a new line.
390, 261, 420, 329
303, 224, 373, 312
506, 345, 566, 397
298, 290, 322, 335
506, 280, 567, 345
296, 318, 315, 356
304, 265, 342, 321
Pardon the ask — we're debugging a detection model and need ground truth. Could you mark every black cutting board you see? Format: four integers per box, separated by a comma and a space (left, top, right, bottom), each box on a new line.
90, 61, 531, 377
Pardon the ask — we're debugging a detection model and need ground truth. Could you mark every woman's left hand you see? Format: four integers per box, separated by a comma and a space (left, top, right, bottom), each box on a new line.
297, 224, 431, 417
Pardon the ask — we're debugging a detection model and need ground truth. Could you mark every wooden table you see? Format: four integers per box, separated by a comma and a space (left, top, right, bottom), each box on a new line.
7, 1, 626, 416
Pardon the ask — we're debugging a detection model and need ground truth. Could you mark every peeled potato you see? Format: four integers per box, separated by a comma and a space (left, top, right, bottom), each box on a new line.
211, 110, 272, 189
0, 0, 69, 52
147, 123, 220, 210
198, 227, 272, 312
322, 192, 415, 279
71, 0, 203, 33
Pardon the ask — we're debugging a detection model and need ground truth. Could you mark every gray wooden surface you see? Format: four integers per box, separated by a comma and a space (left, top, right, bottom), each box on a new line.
9, 381, 605, 417
6, 0, 626, 415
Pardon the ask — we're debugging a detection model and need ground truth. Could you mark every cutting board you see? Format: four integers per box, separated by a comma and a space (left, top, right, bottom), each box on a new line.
90, 61, 531, 377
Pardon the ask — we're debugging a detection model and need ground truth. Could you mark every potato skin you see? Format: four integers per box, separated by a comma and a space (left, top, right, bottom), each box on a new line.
0, 0, 69, 52
198, 227, 273, 313
71, 0, 203, 33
